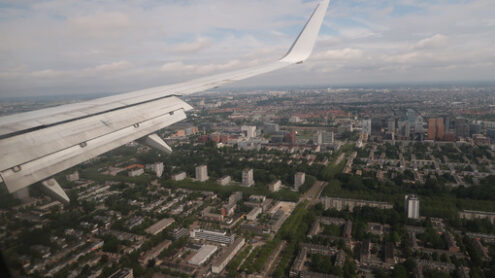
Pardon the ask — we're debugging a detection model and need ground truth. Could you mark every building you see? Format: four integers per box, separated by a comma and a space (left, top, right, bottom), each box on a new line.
171, 171, 186, 181
242, 169, 254, 187
202, 206, 224, 222
128, 168, 144, 177
169, 228, 189, 240
388, 118, 396, 133
362, 119, 372, 135
211, 238, 245, 274
145, 218, 175, 235
313, 131, 322, 145
459, 210, 495, 224
294, 172, 306, 191
322, 131, 334, 144
455, 119, 470, 138
269, 180, 282, 192
241, 125, 256, 138
246, 207, 262, 221
66, 171, 79, 182
321, 197, 393, 211
139, 240, 172, 266
473, 134, 490, 145
263, 123, 280, 134
221, 203, 236, 217
108, 268, 133, 278
190, 229, 235, 244
146, 162, 164, 177
195, 165, 208, 182
188, 245, 218, 266
405, 194, 420, 220
229, 192, 243, 205
428, 118, 445, 141
284, 131, 296, 145
217, 176, 231, 186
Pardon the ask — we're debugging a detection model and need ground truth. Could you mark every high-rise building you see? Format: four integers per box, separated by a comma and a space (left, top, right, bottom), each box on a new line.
405, 194, 420, 219
195, 165, 208, 182
269, 180, 282, 192
387, 118, 396, 133
322, 131, 334, 144
284, 131, 296, 145
455, 119, 470, 138
414, 116, 424, 133
436, 118, 445, 140
241, 125, 256, 138
294, 172, 305, 191
406, 109, 416, 125
313, 131, 322, 145
362, 119, 372, 136
242, 169, 254, 187
427, 118, 445, 141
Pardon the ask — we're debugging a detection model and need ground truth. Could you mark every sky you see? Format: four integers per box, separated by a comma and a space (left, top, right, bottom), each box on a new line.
0, 0, 494, 97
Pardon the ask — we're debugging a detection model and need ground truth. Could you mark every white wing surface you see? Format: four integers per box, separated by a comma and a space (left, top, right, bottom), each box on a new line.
0, 0, 330, 203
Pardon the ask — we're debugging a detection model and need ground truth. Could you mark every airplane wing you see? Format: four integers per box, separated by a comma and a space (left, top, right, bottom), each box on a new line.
0, 0, 330, 203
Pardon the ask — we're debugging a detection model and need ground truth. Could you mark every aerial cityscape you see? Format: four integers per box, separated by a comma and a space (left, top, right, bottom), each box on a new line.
1, 0, 495, 278
1, 86, 495, 278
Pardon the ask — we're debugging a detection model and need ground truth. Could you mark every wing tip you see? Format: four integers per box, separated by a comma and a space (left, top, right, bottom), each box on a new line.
280, 0, 330, 63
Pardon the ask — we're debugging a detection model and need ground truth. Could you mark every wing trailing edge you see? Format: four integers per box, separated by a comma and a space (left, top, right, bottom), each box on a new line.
0, 0, 331, 202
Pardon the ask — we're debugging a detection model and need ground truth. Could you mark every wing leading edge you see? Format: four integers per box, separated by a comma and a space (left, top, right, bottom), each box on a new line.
0, 0, 330, 203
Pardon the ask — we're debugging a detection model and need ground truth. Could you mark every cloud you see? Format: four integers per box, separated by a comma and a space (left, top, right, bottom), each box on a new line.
170, 37, 212, 53
0, 0, 495, 96
160, 60, 240, 75
415, 34, 448, 49
315, 48, 363, 60
30, 60, 132, 79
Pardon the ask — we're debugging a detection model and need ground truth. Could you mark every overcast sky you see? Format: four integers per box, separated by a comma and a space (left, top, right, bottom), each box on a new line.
1, 0, 494, 97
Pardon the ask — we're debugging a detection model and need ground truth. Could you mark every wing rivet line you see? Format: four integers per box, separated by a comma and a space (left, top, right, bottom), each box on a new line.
12, 165, 21, 172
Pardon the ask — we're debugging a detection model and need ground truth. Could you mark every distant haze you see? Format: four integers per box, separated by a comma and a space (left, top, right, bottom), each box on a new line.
0, 0, 494, 97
